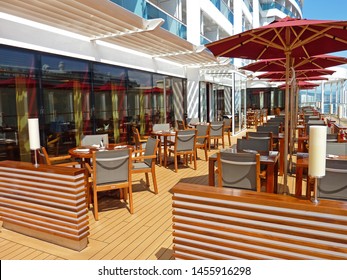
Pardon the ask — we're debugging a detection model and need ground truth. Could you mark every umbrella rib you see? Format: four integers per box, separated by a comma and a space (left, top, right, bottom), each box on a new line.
218, 28, 284, 57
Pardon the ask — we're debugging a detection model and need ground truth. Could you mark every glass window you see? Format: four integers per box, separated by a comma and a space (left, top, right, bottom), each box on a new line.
0, 47, 37, 161
93, 63, 127, 143
41, 55, 90, 154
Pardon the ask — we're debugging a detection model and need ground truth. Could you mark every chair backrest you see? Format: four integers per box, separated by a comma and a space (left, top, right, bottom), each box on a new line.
237, 138, 270, 153
196, 124, 209, 144
326, 142, 347, 155
143, 137, 159, 166
246, 131, 273, 149
223, 118, 232, 128
176, 120, 186, 130
93, 148, 130, 185
38, 147, 49, 165
257, 125, 280, 136
217, 151, 259, 190
81, 134, 109, 146
326, 133, 338, 142
318, 159, 347, 200
132, 126, 142, 150
188, 118, 199, 126
174, 129, 196, 152
209, 121, 224, 137
153, 123, 170, 132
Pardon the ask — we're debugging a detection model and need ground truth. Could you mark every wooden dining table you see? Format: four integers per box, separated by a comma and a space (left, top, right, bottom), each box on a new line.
151, 130, 175, 167
208, 150, 280, 193
69, 144, 131, 163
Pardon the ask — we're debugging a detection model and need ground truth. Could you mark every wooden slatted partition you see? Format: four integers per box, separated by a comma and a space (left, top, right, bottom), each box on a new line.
172, 183, 347, 259
0, 160, 89, 251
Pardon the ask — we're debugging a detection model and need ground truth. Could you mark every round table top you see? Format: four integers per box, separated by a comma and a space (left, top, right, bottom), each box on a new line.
69, 144, 131, 158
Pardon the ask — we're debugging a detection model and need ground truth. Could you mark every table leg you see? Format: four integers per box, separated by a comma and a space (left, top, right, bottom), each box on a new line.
273, 160, 279, 193
266, 164, 275, 193
295, 166, 303, 197
279, 138, 284, 176
208, 158, 216, 186
163, 138, 168, 167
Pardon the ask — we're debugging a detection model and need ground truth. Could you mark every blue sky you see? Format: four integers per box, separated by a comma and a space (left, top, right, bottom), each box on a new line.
303, 0, 346, 20
303, 0, 347, 57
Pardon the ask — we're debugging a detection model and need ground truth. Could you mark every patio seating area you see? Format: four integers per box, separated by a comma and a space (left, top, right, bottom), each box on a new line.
0, 129, 299, 260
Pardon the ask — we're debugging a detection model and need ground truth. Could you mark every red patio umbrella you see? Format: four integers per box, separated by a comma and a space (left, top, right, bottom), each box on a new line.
269, 75, 329, 82
240, 54, 347, 72
278, 81, 319, 90
206, 16, 347, 190
257, 69, 335, 80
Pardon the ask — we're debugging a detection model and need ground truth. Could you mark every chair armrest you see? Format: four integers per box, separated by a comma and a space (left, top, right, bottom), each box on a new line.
50, 154, 72, 163
85, 162, 93, 175
132, 154, 156, 161
56, 161, 80, 167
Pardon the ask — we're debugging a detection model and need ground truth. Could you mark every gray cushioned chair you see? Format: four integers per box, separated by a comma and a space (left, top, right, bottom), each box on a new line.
86, 148, 132, 220
168, 129, 197, 172
132, 137, 160, 194
223, 118, 232, 146
217, 151, 261, 191
209, 121, 224, 150
195, 123, 210, 161
318, 159, 347, 201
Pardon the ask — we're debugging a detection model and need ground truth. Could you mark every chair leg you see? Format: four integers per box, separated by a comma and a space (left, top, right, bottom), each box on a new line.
174, 154, 178, 172
145, 172, 150, 186
193, 153, 197, 170
151, 168, 158, 194
127, 186, 134, 214
204, 147, 208, 161
93, 188, 99, 221
228, 131, 231, 146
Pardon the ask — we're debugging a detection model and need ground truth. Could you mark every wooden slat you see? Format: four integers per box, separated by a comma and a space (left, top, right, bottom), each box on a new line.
0, 161, 89, 251
172, 183, 347, 260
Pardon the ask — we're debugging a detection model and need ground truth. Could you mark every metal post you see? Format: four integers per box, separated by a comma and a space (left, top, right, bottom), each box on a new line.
311, 177, 321, 204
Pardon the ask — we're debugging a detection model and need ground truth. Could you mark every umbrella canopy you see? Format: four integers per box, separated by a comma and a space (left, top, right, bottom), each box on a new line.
206, 16, 347, 191
257, 69, 335, 80
206, 17, 347, 60
269, 75, 329, 82
240, 54, 347, 72
279, 81, 319, 90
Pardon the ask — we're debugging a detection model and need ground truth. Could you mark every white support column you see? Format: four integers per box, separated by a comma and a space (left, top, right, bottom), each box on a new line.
186, 67, 200, 119
186, 0, 201, 45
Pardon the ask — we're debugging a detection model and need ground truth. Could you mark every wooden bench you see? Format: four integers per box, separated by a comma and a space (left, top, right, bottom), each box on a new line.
172, 182, 347, 259
0, 160, 89, 251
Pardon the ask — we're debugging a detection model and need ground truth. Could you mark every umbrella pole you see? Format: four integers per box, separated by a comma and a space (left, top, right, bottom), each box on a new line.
283, 51, 291, 194
288, 82, 294, 175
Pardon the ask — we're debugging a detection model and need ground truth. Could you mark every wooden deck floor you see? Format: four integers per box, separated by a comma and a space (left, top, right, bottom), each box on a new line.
0, 130, 300, 260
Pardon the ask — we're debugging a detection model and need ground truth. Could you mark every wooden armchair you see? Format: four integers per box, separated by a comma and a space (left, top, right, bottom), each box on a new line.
85, 148, 133, 220
209, 121, 224, 150
176, 120, 186, 130
132, 137, 160, 194
223, 118, 232, 146
132, 126, 147, 156
168, 129, 197, 172
39, 146, 80, 167
195, 123, 210, 161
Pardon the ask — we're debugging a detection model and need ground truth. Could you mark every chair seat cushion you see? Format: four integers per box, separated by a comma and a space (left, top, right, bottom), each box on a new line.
132, 162, 150, 170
